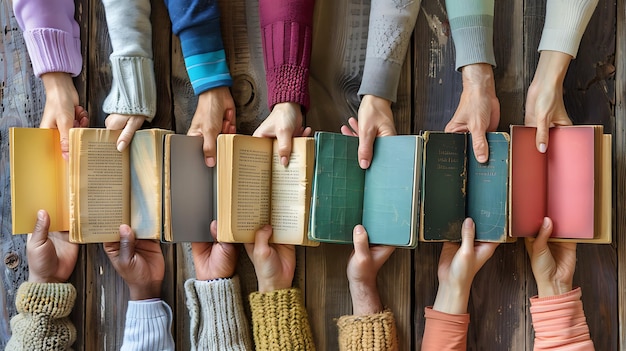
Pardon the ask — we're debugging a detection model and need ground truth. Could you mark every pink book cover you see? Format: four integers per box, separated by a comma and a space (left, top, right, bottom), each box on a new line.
510, 126, 547, 237
547, 127, 595, 238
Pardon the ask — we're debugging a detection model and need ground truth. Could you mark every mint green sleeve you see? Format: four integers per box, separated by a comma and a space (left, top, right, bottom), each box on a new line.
538, 0, 598, 58
445, 0, 496, 70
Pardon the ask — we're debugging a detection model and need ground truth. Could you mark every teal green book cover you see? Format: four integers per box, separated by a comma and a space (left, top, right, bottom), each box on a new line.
421, 132, 466, 241
467, 133, 510, 241
309, 132, 364, 243
362, 136, 422, 247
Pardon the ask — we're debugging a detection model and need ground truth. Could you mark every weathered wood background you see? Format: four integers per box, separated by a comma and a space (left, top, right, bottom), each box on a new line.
0, 0, 622, 349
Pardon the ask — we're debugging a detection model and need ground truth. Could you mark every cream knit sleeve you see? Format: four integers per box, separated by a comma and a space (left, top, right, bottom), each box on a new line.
538, 0, 599, 57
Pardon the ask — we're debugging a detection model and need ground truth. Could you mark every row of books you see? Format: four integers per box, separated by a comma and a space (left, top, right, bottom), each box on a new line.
10, 125, 611, 246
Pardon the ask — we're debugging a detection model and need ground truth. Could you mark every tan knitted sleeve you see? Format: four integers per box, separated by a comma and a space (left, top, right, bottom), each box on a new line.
7, 282, 77, 351
249, 287, 315, 350
336, 309, 398, 351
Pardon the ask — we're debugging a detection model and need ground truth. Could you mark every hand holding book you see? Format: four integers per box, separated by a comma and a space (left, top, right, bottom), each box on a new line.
432, 218, 499, 314
192, 220, 239, 281
525, 217, 576, 298
245, 225, 295, 293
347, 225, 395, 316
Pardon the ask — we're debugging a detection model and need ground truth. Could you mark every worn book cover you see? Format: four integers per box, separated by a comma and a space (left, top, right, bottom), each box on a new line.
420, 132, 511, 242
217, 134, 318, 246
510, 125, 609, 241
162, 134, 215, 242
10, 128, 68, 234
309, 132, 423, 247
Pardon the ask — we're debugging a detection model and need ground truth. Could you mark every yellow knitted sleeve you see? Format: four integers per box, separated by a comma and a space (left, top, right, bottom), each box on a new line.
336, 309, 398, 351
249, 287, 315, 351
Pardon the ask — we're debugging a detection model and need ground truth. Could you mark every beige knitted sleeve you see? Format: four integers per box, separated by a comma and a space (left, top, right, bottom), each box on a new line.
6, 282, 77, 351
336, 309, 398, 351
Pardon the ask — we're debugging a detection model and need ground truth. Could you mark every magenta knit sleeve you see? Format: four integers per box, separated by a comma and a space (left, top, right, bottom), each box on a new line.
259, 0, 315, 112
13, 0, 82, 77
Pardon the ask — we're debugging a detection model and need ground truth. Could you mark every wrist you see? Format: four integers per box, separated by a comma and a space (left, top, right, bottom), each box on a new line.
532, 51, 572, 86
349, 281, 383, 315
432, 282, 470, 314
258, 280, 291, 294
41, 72, 75, 93
128, 281, 162, 301
362, 95, 392, 109
536, 280, 573, 298
461, 63, 495, 89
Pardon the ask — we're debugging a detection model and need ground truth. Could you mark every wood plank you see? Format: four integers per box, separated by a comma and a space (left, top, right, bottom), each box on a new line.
615, 0, 625, 348
0, 2, 36, 347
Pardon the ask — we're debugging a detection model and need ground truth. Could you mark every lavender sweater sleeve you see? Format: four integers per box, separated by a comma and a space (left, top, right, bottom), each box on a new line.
13, 0, 82, 77
165, 0, 232, 95
538, 0, 598, 57
102, 0, 157, 119
445, 0, 496, 70
357, 0, 421, 102
260, 0, 315, 111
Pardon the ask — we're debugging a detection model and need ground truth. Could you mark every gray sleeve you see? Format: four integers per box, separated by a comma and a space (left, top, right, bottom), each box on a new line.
446, 0, 496, 71
357, 0, 422, 102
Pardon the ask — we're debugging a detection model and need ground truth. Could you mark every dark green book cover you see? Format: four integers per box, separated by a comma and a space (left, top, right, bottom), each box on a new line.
309, 132, 364, 243
421, 132, 467, 241
362, 136, 422, 247
467, 133, 510, 241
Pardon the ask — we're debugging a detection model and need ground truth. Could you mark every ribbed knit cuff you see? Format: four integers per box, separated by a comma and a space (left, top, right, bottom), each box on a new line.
122, 300, 175, 351
529, 287, 593, 348
249, 287, 315, 350
358, 57, 402, 103
23, 28, 82, 77
336, 309, 398, 351
267, 64, 310, 111
450, 15, 496, 70
184, 277, 252, 351
103, 56, 156, 120
183, 49, 233, 95
538, 0, 598, 58
16, 282, 76, 317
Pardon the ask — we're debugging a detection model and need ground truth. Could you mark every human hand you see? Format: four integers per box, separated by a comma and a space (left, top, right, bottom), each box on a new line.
187, 86, 236, 167
244, 225, 295, 293
347, 225, 395, 315
525, 217, 576, 298
40, 72, 89, 159
343, 95, 396, 169
252, 102, 312, 166
105, 114, 146, 152
525, 51, 573, 153
433, 218, 499, 314
192, 220, 239, 281
27, 210, 79, 283
103, 225, 164, 300
445, 63, 500, 163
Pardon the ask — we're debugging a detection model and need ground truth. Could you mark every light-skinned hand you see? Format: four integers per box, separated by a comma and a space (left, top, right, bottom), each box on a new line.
244, 225, 295, 293
445, 63, 500, 163
253, 102, 312, 166
40, 72, 89, 159
433, 218, 499, 314
347, 225, 395, 315
27, 210, 79, 283
105, 114, 146, 152
103, 225, 164, 301
346, 94, 396, 169
192, 220, 239, 281
525, 217, 576, 298
187, 86, 237, 168
525, 51, 574, 153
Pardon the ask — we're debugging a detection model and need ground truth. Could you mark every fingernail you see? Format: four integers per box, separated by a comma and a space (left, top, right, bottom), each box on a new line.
206, 157, 216, 167
281, 156, 288, 167
539, 143, 546, 153
354, 225, 365, 235
359, 159, 369, 169
117, 141, 127, 152
542, 217, 550, 228
477, 154, 487, 163
464, 218, 473, 228
37, 210, 44, 220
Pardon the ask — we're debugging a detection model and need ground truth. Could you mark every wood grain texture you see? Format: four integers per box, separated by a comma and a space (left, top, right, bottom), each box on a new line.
616, 0, 625, 349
